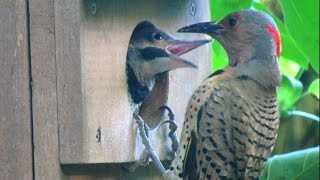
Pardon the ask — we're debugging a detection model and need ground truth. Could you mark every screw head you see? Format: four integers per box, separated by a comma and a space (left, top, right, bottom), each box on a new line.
190, 2, 196, 16
92, 2, 97, 15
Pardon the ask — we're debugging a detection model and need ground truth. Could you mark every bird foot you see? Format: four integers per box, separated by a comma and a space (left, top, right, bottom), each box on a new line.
126, 111, 166, 175
126, 107, 179, 174
159, 106, 180, 160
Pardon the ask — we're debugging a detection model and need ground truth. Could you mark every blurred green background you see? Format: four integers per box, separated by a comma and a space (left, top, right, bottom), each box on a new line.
209, 0, 319, 179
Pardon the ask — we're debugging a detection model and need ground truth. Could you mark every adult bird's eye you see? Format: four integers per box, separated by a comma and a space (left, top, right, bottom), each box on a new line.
153, 33, 163, 41
229, 17, 237, 27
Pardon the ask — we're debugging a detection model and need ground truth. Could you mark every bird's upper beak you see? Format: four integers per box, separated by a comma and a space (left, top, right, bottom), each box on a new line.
177, 21, 224, 36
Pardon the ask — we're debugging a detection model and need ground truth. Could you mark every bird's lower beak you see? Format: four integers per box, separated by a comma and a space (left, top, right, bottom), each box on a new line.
166, 39, 211, 56
149, 55, 198, 74
177, 21, 224, 36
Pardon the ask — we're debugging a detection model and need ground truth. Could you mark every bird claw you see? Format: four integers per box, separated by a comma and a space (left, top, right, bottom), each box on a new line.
159, 106, 180, 160
128, 111, 166, 175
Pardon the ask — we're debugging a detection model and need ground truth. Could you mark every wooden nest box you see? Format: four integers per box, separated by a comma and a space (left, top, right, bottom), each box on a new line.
57, 0, 211, 166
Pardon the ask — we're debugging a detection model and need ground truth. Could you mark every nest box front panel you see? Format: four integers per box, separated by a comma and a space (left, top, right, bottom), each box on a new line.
56, 0, 211, 164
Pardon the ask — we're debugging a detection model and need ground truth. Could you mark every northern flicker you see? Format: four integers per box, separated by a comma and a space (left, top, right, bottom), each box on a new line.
127, 21, 211, 129
163, 9, 282, 179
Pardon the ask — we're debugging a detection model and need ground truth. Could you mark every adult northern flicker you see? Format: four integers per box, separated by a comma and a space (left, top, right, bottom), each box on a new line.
127, 21, 210, 129
164, 9, 282, 179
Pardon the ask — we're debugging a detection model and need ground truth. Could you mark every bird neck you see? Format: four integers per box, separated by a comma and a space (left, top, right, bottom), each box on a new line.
126, 44, 157, 103
227, 45, 255, 67
231, 55, 281, 89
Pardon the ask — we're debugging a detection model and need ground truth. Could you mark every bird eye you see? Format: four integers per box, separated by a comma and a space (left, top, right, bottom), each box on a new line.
153, 33, 163, 41
229, 17, 237, 27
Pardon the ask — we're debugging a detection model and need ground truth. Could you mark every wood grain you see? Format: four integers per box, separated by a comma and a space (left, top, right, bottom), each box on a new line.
55, 0, 85, 164
29, 0, 68, 179
0, 0, 33, 179
56, 0, 211, 164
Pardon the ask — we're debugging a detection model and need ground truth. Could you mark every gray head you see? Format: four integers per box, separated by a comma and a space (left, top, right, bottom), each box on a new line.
178, 10, 282, 88
178, 9, 281, 67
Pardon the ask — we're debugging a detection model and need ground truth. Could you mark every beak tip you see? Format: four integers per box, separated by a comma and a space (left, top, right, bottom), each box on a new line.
177, 28, 186, 33
189, 59, 199, 68
186, 62, 198, 69
204, 39, 212, 43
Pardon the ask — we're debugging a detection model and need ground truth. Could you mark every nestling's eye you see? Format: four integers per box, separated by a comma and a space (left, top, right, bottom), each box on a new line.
229, 17, 237, 27
153, 33, 163, 41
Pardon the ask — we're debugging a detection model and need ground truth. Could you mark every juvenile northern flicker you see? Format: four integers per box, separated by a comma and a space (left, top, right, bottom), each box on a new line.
127, 21, 210, 129
164, 9, 282, 179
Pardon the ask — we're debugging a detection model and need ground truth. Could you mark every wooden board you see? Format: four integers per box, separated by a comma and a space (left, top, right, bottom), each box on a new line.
29, 0, 68, 179
56, 0, 212, 164
0, 1, 33, 179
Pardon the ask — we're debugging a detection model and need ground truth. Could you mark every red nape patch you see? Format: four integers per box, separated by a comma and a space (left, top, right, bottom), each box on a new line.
266, 24, 282, 57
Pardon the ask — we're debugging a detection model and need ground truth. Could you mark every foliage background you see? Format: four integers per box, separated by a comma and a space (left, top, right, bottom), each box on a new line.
209, 0, 319, 179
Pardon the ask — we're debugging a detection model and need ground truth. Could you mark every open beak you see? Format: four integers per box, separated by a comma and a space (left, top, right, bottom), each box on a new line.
143, 38, 210, 79
177, 21, 224, 36
166, 39, 211, 56
161, 38, 211, 69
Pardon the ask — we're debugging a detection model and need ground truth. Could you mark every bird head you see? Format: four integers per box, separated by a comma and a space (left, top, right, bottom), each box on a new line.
127, 21, 211, 86
177, 9, 282, 88
177, 9, 281, 67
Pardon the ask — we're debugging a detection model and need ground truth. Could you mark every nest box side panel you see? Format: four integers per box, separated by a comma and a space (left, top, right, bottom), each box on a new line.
57, 0, 211, 164
0, 1, 33, 179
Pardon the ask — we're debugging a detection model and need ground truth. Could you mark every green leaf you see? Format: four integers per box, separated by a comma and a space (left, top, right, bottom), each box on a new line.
251, 1, 309, 69
212, 42, 228, 71
280, 32, 309, 69
277, 74, 303, 111
278, 0, 319, 73
308, 79, 320, 99
278, 56, 301, 78
210, 0, 253, 20
260, 147, 320, 180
